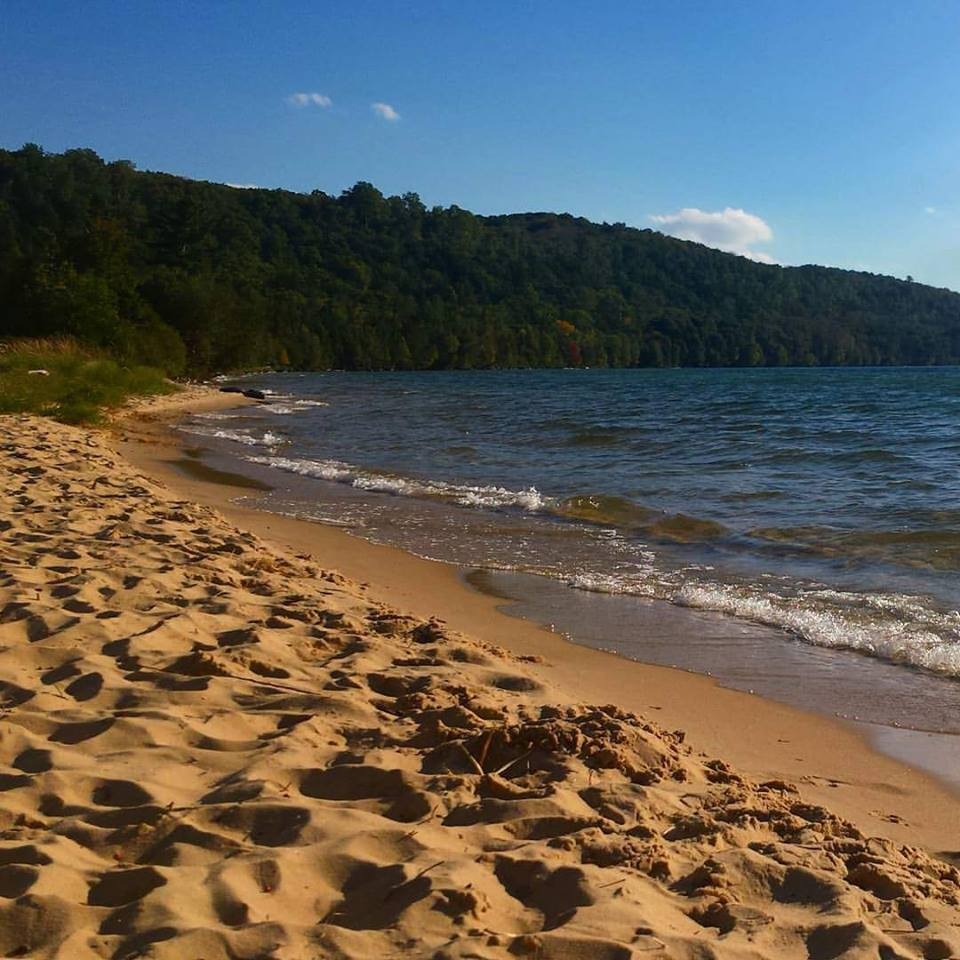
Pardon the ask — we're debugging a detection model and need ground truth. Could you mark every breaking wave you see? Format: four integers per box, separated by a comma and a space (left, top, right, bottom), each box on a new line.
245, 454, 547, 511
179, 426, 286, 448
566, 570, 960, 678
263, 399, 329, 414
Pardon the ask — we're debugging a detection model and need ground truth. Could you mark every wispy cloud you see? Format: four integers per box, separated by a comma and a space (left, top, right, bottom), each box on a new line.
288, 92, 332, 108
371, 101, 400, 121
226, 183, 259, 190
925, 205, 940, 216
650, 206, 777, 263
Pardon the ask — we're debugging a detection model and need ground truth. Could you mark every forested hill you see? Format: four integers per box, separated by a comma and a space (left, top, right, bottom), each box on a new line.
2, 144, 959, 376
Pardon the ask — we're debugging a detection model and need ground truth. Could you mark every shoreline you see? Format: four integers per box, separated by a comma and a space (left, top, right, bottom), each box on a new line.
118, 389, 960, 856
3, 396, 960, 957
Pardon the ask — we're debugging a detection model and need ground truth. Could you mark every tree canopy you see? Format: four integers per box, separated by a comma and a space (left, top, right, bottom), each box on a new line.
2, 144, 959, 376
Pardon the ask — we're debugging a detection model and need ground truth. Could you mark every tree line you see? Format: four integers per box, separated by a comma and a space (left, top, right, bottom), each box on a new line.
1, 143, 959, 376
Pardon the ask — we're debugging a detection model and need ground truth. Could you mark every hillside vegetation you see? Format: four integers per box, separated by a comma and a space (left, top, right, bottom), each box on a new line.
1, 144, 958, 375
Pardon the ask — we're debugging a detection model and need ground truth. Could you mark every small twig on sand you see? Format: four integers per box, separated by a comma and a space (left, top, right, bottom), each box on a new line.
382, 859, 446, 903
409, 860, 445, 884
494, 749, 533, 777
477, 729, 494, 770
457, 741, 485, 776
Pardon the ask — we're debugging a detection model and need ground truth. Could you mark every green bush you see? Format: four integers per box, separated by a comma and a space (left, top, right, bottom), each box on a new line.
0, 338, 174, 423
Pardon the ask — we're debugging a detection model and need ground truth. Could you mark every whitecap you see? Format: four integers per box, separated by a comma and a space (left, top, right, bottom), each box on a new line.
563, 568, 960, 678
179, 426, 286, 448
245, 454, 546, 512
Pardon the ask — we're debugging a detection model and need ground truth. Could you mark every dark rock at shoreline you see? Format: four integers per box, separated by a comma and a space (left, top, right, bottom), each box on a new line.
217, 386, 266, 400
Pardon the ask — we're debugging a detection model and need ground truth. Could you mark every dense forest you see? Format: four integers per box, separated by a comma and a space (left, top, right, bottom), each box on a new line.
1, 144, 959, 376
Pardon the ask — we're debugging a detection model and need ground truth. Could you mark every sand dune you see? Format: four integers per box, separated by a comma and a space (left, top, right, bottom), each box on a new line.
1, 412, 959, 959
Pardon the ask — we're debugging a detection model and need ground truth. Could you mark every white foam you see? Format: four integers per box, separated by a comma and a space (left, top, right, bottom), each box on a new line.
675, 583, 960, 675
262, 399, 329, 415
565, 568, 960, 678
245, 454, 547, 512
457, 485, 546, 511
567, 572, 655, 596
179, 426, 286, 448
247, 455, 352, 481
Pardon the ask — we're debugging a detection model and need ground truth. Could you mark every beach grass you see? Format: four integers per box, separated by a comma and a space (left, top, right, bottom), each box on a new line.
0, 337, 174, 423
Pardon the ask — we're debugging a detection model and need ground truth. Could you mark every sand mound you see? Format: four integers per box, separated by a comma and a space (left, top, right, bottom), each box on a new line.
0, 415, 958, 959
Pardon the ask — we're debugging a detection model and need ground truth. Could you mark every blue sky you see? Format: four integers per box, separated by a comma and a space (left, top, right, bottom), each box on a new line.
2, 1, 959, 288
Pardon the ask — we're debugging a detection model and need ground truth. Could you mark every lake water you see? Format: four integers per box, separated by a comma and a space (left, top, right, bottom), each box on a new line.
179, 369, 960, 761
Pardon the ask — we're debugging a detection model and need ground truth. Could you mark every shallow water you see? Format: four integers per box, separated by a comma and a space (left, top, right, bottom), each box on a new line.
182, 368, 960, 746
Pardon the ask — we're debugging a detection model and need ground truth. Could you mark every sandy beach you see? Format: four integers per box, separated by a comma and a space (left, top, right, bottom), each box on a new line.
1, 393, 959, 959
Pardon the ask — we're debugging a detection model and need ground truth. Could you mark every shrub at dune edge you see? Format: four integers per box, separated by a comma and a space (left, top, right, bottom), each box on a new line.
0, 337, 173, 424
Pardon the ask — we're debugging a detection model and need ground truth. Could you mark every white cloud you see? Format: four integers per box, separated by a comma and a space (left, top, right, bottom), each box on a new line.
650, 206, 776, 263
225, 183, 259, 190
925, 206, 940, 216
741, 249, 778, 265
288, 92, 332, 108
371, 101, 400, 121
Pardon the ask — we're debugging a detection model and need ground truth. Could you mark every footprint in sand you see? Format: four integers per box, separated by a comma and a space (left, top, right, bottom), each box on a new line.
65, 672, 104, 701
217, 804, 311, 847
0, 864, 39, 899
91, 779, 154, 808
13, 748, 53, 773
48, 717, 115, 744
87, 867, 167, 908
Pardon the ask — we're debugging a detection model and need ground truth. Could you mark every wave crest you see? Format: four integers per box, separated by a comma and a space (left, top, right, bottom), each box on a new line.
566, 570, 960, 678
245, 455, 546, 511
179, 426, 286, 448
